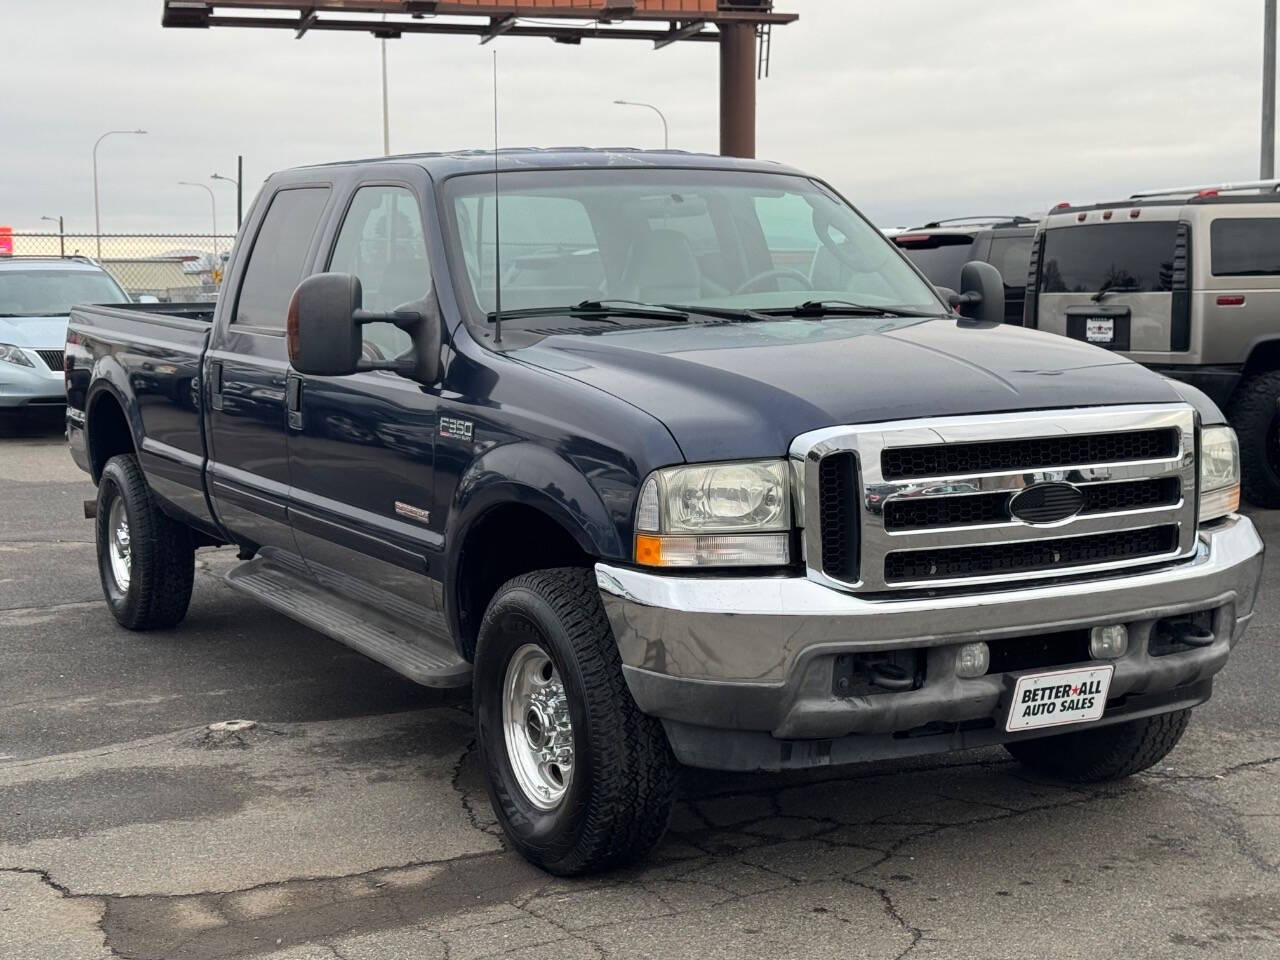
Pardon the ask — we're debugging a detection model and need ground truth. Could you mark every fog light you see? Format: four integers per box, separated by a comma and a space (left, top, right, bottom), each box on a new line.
1089, 624, 1129, 660
955, 641, 990, 678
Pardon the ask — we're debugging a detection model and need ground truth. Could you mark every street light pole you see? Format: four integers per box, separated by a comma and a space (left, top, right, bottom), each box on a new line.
179, 181, 219, 259
211, 171, 241, 229
40, 216, 65, 258
92, 129, 147, 259
381, 13, 391, 156
613, 99, 669, 150
1265, 0, 1276, 179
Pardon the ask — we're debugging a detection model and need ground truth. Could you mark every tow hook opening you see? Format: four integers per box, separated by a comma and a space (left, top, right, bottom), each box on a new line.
833, 651, 924, 697
1151, 609, 1218, 656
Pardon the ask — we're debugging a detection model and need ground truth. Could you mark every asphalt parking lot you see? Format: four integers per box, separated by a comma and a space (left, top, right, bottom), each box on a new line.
2, 411, 1278, 960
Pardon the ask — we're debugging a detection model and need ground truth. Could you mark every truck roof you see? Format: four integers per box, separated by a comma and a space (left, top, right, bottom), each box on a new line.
292, 147, 801, 179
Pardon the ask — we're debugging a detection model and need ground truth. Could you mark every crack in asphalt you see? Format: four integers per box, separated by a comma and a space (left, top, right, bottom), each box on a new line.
3, 742, 1278, 959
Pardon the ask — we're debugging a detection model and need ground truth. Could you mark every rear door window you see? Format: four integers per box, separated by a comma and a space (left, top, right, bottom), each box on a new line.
893, 234, 976, 289
1039, 222, 1178, 294
1210, 218, 1280, 276
987, 235, 1033, 287
234, 187, 330, 328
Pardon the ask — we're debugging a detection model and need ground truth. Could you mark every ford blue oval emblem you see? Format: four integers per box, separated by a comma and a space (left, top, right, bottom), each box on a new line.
1008, 482, 1085, 524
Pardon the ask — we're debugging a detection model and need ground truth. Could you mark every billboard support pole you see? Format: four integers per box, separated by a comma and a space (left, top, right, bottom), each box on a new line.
719, 22, 756, 158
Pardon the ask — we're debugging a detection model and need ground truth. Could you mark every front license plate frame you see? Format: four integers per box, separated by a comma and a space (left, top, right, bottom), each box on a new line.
1005, 664, 1114, 733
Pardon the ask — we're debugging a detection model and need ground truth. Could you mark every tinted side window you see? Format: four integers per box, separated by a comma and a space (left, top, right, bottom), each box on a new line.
894, 234, 976, 289
987, 236, 1033, 287
1211, 218, 1280, 276
1039, 222, 1178, 294
235, 187, 330, 328
328, 185, 429, 359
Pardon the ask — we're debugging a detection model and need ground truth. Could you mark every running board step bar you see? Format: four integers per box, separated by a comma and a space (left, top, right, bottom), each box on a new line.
225, 554, 471, 688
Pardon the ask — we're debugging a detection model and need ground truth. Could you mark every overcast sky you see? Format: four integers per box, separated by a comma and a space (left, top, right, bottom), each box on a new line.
0, 0, 1272, 236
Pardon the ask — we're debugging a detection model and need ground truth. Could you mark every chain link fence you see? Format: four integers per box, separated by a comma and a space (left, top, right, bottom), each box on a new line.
3, 234, 237, 303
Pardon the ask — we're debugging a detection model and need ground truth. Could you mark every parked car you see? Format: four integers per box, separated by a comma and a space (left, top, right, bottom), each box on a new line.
67, 149, 1262, 875
0, 256, 130, 413
1025, 180, 1280, 505
893, 216, 1037, 324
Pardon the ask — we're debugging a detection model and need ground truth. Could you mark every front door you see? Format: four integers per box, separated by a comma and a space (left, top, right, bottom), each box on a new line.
206, 184, 331, 555
286, 181, 445, 610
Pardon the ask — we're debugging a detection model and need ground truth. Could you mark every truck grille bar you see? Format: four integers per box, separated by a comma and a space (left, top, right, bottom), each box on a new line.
793, 405, 1199, 593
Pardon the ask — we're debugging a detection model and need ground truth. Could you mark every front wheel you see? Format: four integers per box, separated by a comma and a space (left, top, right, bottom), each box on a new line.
473, 568, 676, 875
1004, 709, 1190, 782
96, 454, 195, 630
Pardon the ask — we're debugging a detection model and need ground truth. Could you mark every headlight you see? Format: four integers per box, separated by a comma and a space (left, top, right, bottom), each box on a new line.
1200, 425, 1240, 522
634, 460, 791, 568
0, 344, 33, 367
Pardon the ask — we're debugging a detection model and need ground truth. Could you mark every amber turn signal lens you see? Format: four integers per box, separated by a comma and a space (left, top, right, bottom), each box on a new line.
635, 535, 664, 567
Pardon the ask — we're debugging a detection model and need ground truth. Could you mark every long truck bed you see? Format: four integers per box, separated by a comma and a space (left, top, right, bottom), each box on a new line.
65, 303, 219, 538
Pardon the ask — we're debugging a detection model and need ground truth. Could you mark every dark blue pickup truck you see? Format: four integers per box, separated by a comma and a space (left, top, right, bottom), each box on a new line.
66, 149, 1263, 875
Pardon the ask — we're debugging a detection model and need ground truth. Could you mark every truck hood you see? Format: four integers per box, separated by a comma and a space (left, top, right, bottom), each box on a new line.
512, 317, 1185, 462
0, 315, 69, 349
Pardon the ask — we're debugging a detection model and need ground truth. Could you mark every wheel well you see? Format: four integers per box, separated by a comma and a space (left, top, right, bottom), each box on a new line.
87, 392, 135, 483
454, 504, 595, 660
1242, 340, 1280, 377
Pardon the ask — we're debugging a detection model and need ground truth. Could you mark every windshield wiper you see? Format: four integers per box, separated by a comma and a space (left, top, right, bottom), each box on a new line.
758, 300, 942, 319
1092, 281, 1139, 302
486, 299, 690, 324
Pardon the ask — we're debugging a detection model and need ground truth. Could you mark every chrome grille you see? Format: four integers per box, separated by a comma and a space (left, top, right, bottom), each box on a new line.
794, 405, 1199, 593
36, 349, 64, 372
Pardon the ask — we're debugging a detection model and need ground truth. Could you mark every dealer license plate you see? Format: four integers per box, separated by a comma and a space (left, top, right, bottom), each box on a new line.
1085, 318, 1115, 343
1006, 665, 1113, 733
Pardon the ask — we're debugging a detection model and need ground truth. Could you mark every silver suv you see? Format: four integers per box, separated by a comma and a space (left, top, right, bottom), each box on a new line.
1025, 180, 1280, 505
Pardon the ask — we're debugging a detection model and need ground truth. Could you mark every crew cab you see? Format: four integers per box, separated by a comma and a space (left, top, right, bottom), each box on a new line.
67, 150, 1263, 875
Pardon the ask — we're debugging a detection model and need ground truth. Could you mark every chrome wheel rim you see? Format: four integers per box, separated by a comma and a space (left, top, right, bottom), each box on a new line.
107, 498, 132, 593
502, 643, 574, 810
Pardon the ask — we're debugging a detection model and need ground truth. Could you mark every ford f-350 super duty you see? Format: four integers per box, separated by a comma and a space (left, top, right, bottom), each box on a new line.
66, 149, 1263, 875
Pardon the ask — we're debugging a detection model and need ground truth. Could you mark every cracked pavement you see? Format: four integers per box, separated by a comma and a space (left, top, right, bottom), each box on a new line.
2, 413, 1279, 960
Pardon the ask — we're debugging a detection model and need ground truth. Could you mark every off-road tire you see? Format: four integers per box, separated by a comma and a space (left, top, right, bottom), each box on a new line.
1228, 370, 1280, 507
473, 568, 676, 875
96, 454, 195, 630
1004, 709, 1191, 782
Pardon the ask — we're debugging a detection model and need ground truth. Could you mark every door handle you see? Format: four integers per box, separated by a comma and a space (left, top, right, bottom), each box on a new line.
208, 360, 224, 411
286, 373, 303, 430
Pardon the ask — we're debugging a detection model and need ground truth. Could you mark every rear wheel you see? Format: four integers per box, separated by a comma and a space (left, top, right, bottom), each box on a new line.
95, 454, 195, 630
1004, 709, 1190, 782
1228, 370, 1280, 507
473, 568, 676, 875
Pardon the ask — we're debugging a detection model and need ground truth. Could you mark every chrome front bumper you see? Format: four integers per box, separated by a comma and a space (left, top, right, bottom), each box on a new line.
596, 516, 1264, 768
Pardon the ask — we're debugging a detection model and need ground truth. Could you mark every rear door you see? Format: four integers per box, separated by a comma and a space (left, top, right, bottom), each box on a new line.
286, 177, 446, 610
206, 183, 331, 555
1197, 212, 1280, 364
1030, 214, 1185, 363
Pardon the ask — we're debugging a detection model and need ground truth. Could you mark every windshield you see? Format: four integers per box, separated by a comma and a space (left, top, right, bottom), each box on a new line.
0, 267, 130, 316
1039, 222, 1178, 294
440, 168, 945, 332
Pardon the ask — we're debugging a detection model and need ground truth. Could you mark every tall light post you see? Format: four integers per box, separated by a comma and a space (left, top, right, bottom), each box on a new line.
381, 15, 391, 155
613, 99, 669, 150
40, 216, 65, 258
178, 181, 219, 259
211, 171, 241, 229
1265, 0, 1276, 178
92, 129, 147, 258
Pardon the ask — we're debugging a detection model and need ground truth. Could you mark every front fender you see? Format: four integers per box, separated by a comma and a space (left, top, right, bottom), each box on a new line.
447, 440, 626, 564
